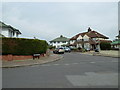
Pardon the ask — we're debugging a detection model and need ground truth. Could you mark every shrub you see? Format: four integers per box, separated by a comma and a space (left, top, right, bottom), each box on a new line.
48, 45, 55, 49
100, 42, 111, 50
2, 37, 48, 55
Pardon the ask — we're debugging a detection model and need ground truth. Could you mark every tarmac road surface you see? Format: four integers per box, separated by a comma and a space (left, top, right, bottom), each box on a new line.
2, 52, 118, 88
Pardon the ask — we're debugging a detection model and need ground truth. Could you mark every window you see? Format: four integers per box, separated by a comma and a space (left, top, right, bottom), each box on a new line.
92, 38, 96, 41
77, 39, 83, 41
84, 38, 89, 41
63, 41, 66, 43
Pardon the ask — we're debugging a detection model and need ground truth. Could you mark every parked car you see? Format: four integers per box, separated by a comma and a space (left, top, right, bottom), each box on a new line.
53, 47, 65, 54
64, 47, 71, 52
95, 48, 99, 52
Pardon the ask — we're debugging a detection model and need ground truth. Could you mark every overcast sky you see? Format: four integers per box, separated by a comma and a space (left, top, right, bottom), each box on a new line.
1, 2, 118, 42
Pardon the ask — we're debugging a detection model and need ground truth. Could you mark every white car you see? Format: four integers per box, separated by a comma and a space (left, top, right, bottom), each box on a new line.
53, 47, 65, 54
64, 47, 71, 52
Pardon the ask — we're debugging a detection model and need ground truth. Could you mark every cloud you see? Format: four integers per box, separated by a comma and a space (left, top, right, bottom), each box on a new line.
2, 2, 118, 42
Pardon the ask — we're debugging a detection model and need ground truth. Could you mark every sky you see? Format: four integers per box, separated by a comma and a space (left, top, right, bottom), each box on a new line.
1, 2, 118, 42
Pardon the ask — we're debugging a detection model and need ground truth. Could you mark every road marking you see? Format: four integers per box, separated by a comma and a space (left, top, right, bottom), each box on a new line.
41, 64, 51, 66
53, 64, 60, 66
64, 64, 70, 66
72, 63, 79, 65
66, 72, 118, 87
90, 62, 95, 63
111, 61, 118, 63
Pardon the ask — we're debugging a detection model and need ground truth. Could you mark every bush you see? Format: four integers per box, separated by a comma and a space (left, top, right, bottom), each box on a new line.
100, 42, 111, 50
71, 47, 78, 51
81, 48, 86, 52
2, 37, 48, 55
48, 45, 55, 49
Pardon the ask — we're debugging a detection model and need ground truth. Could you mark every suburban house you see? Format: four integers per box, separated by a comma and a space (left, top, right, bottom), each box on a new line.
111, 30, 120, 50
50, 35, 69, 48
0, 33, 5, 37
0, 21, 22, 38
69, 27, 111, 50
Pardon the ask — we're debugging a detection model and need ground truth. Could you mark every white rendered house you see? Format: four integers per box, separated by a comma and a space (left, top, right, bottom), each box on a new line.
50, 35, 69, 48
0, 21, 21, 38
69, 27, 111, 50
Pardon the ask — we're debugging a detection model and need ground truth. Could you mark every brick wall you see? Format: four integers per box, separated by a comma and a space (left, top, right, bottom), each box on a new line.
0, 55, 33, 61
0, 54, 46, 61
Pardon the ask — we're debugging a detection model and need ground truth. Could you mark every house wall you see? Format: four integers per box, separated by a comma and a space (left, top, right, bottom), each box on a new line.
84, 43, 91, 49
0, 28, 20, 38
69, 40, 76, 44
8, 29, 13, 37
83, 35, 89, 41
77, 43, 82, 48
0, 27, 1, 33
0, 28, 9, 37
50, 41, 68, 48
112, 45, 120, 50
77, 35, 83, 40
76, 35, 90, 49
92, 38, 105, 40
13, 32, 18, 38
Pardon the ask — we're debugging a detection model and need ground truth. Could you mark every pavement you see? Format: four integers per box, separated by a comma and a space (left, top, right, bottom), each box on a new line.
81, 50, 120, 58
2, 54, 63, 68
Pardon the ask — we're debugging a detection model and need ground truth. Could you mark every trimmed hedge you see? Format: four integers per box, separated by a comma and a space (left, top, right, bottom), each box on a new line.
100, 42, 111, 50
2, 37, 48, 55
48, 45, 55, 49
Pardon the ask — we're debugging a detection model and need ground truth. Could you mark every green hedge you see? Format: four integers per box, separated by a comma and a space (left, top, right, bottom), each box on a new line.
100, 42, 111, 50
2, 37, 48, 55
48, 45, 55, 49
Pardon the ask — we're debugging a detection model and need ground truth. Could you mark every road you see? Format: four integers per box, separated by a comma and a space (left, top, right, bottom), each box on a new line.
2, 52, 118, 88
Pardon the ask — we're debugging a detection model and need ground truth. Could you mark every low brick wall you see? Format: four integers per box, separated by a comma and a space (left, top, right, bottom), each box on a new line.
0, 55, 33, 61
0, 53, 47, 61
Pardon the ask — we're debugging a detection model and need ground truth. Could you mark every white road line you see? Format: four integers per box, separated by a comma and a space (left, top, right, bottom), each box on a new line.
111, 61, 118, 63
90, 62, 95, 63
53, 64, 60, 66
72, 63, 79, 65
41, 64, 51, 66
64, 64, 70, 65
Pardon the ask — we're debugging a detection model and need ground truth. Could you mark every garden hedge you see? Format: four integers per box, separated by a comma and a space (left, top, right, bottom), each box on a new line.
100, 42, 111, 50
2, 37, 48, 55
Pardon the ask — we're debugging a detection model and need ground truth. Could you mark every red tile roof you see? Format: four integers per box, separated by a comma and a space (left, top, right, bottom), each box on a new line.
70, 29, 109, 40
70, 32, 87, 40
97, 40, 112, 43
86, 31, 109, 39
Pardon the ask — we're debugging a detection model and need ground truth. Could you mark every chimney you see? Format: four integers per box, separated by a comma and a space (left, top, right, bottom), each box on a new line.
88, 27, 92, 32
60, 35, 63, 37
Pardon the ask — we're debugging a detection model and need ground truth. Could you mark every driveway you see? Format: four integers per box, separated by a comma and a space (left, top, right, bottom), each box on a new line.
2, 52, 118, 88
